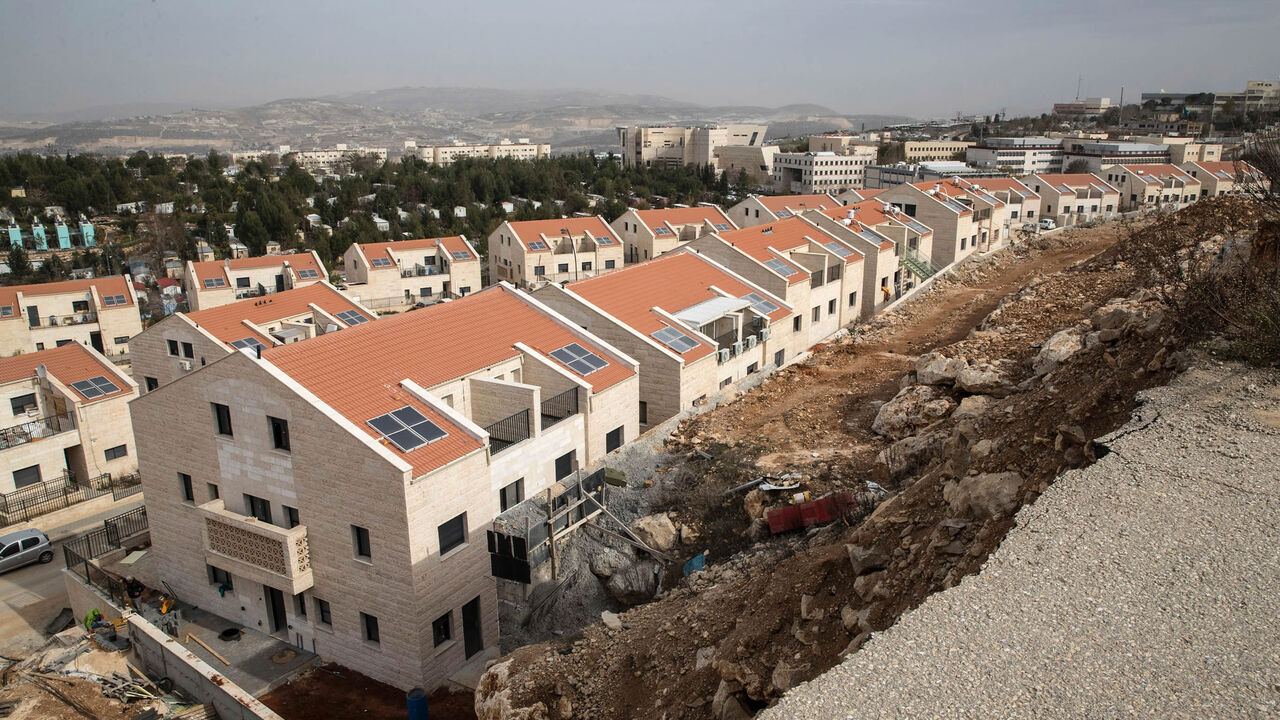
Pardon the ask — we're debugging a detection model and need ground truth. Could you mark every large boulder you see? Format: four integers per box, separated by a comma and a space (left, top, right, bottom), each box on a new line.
955, 363, 1014, 397
605, 559, 663, 605
952, 395, 993, 420
588, 546, 633, 578
630, 513, 678, 551
875, 431, 945, 484
943, 471, 1023, 519
1090, 303, 1140, 331
915, 352, 968, 386
872, 385, 957, 439
1032, 328, 1085, 376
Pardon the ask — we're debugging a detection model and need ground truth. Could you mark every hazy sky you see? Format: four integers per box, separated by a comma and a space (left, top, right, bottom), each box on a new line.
2, 0, 1278, 119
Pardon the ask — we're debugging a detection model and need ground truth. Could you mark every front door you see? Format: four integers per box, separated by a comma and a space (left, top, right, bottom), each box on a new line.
462, 596, 483, 658
89, 331, 104, 354
275, 274, 285, 292
264, 585, 287, 635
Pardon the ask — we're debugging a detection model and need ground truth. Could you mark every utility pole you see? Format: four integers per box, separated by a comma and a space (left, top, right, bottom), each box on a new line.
1118, 86, 1125, 125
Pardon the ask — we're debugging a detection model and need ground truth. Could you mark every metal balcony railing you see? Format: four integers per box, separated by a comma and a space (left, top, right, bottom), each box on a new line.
30, 312, 97, 328
744, 318, 765, 340
714, 329, 737, 351
485, 408, 531, 455
400, 264, 442, 278
540, 388, 579, 430
0, 412, 75, 450
810, 267, 826, 289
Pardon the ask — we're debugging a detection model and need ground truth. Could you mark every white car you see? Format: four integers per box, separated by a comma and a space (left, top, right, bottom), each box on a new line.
1038, 218, 1056, 230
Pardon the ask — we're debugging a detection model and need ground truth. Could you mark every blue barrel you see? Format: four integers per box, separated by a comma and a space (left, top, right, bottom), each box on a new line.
406, 687, 429, 720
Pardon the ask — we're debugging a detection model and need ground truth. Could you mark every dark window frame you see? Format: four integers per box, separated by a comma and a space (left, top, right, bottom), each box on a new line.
268, 416, 290, 452
213, 403, 233, 436
438, 513, 467, 555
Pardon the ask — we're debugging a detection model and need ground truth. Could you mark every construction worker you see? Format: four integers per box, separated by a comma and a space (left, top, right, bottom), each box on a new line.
881, 282, 892, 302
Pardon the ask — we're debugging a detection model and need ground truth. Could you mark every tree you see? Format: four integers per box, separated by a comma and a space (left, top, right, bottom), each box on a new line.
1065, 159, 1092, 174
6, 244, 32, 281
237, 210, 270, 255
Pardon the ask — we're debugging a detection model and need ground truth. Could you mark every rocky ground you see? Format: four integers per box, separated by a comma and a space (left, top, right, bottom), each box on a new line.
475, 198, 1268, 719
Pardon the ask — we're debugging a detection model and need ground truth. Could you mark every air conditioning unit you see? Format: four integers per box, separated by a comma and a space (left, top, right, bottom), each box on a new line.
731, 341, 743, 356
760, 328, 771, 342
745, 335, 758, 350
717, 348, 730, 364
179, 360, 193, 372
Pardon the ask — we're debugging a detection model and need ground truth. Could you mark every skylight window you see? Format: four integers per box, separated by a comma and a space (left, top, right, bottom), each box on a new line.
296, 268, 320, 279
230, 337, 268, 353
652, 227, 673, 236
764, 258, 799, 277
101, 294, 128, 306
335, 309, 369, 325
451, 250, 471, 259
550, 343, 608, 376
367, 406, 448, 453
823, 241, 855, 259
71, 376, 121, 399
203, 277, 227, 288
594, 236, 615, 245
741, 293, 780, 314
369, 257, 393, 267
0, 306, 12, 317
651, 326, 700, 354
527, 240, 549, 251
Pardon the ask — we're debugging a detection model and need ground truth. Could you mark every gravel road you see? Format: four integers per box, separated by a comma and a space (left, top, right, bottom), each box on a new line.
762, 359, 1280, 719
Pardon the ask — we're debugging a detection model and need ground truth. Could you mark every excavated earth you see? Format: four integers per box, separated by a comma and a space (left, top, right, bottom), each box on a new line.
476, 198, 1267, 720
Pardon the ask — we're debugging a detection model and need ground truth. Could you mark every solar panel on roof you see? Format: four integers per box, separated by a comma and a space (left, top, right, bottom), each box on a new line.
203, 277, 227, 288
527, 240, 549, 251
651, 326, 700, 354
764, 258, 799, 277
594, 236, 615, 245
713, 223, 732, 231
369, 257, 393, 267
823, 241, 855, 259
367, 405, 447, 452
652, 227, 673, 236
71, 375, 121, 400
742, 292, 780, 314
296, 268, 320, 279
775, 210, 793, 218
550, 343, 607, 376
230, 337, 268, 353
1216, 171, 1232, 179
451, 250, 471, 259
335, 309, 369, 325
0, 306, 12, 317
101, 294, 127, 306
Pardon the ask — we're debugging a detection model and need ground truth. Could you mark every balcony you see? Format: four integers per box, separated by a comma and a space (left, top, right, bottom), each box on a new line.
198, 500, 313, 594
1, 412, 75, 450
540, 387, 579, 430
485, 408, 531, 455
29, 312, 97, 328
400, 264, 442, 278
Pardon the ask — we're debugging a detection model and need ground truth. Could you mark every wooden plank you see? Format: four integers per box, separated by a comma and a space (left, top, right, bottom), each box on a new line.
184, 634, 230, 666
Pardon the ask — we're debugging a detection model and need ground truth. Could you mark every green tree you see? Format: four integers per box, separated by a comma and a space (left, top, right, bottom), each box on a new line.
6, 244, 32, 281
237, 210, 270, 255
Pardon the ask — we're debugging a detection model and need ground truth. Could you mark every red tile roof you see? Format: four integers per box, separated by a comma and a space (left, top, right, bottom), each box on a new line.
185, 283, 371, 347
262, 285, 634, 475
852, 188, 885, 200
755, 194, 841, 215
356, 236, 477, 265
634, 206, 734, 230
565, 251, 790, 363
0, 343, 131, 403
1031, 174, 1120, 193
1114, 165, 1197, 185
1186, 161, 1256, 178
0, 276, 135, 318
506, 217, 619, 252
189, 253, 326, 285
918, 179, 1006, 208
814, 202, 902, 251
714, 217, 829, 283
966, 177, 1040, 199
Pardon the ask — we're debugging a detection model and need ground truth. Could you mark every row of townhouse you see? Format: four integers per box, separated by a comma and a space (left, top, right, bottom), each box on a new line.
1, 343, 138, 495
486, 217, 625, 288
340, 236, 482, 312
0, 277, 143, 358
184, 253, 329, 311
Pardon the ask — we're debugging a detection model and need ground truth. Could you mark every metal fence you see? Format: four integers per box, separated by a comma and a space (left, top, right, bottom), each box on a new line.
485, 409, 530, 455
64, 505, 149, 569
110, 472, 143, 501
0, 412, 75, 450
0, 471, 141, 527
540, 388, 579, 430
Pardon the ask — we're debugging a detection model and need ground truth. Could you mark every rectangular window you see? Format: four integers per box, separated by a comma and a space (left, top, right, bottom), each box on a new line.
793, 315, 802, 332
812, 306, 821, 322
554, 451, 575, 481
352, 525, 372, 559
113, 336, 130, 345
207, 483, 219, 500
10, 393, 36, 415
245, 493, 271, 524
438, 513, 467, 555
581, 261, 592, 271
719, 377, 732, 389
849, 291, 858, 307
828, 299, 836, 315
180, 473, 194, 502
295, 593, 307, 619
213, 403, 233, 436
104, 444, 128, 461
747, 362, 759, 374
268, 416, 290, 451
499, 479, 524, 512
207, 565, 233, 589
433, 612, 452, 647
181, 342, 194, 359
144, 377, 158, 392
167, 339, 179, 356
604, 259, 616, 269
534, 265, 545, 276
638, 401, 648, 425
557, 263, 569, 273
284, 505, 299, 528
774, 349, 785, 366
315, 598, 332, 626
606, 426, 623, 453
13, 465, 42, 489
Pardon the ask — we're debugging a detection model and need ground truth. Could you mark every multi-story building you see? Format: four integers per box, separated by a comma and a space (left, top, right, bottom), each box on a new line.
533, 250, 791, 429
341, 236, 481, 312
611, 206, 736, 264
863, 162, 1007, 190
691, 216, 864, 350
130, 283, 376, 392
1060, 141, 1171, 172
617, 125, 767, 170
1052, 97, 1115, 117
1167, 142, 1222, 164
902, 140, 975, 162
1020, 174, 1120, 228
287, 146, 388, 171
0, 277, 141, 357
1101, 165, 1201, 211
875, 181, 985, 267
967, 137, 1065, 175
406, 140, 551, 165
728, 193, 844, 228
965, 178, 1042, 235
1180, 161, 1261, 198
1, 343, 137, 495
807, 134, 878, 154
131, 283, 639, 691
711, 145, 778, 188
184, 253, 328, 311
487, 217, 624, 289
771, 146, 878, 194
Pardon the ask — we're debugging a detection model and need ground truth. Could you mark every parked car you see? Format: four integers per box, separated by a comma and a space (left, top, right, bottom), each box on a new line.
0, 529, 54, 573
1039, 218, 1057, 230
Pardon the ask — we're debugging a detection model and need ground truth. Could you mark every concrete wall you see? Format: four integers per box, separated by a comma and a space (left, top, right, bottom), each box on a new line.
130, 315, 229, 391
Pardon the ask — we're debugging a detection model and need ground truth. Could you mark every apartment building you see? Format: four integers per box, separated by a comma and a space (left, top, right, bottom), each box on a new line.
875, 181, 984, 267
863, 162, 1006, 190
711, 145, 778, 188
617, 125, 767, 169
803, 200, 934, 317
184, 253, 328, 311
131, 283, 639, 691
1021, 174, 1120, 227
131, 283, 375, 392
0, 277, 141, 357
690, 216, 864, 349
1060, 141, 1171, 172
729, 194, 844, 228
612, 206, 736, 264
1181, 161, 1260, 198
407, 140, 551, 166
1, 343, 137, 495
903, 140, 975, 162
771, 147, 877, 194
1167, 142, 1222, 164
341, 236, 481, 312
965, 178, 1041, 234
487, 217, 624, 289
967, 137, 1065, 174
1100, 165, 1200, 211
807, 134, 878, 154
532, 250, 791, 429
287, 146, 389, 171
1052, 97, 1115, 117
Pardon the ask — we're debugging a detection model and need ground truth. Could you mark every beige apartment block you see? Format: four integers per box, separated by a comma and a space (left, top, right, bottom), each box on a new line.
341, 236, 481, 312
408, 140, 551, 166
966, 178, 1042, 236
967, 137, 1065, 175
131, 283, 376, 393
875, 181, 985, 267
1060, 141, 1171, 172
1021, 174, 1120, 227
1, 343, 138, 495
771, 147, 877, 194
1167, 143, 1222, 164
903, 140, 975, 163
612, 206, 736, 264
807, 134, 879, 154
1181, 161, 1261, 198
711, 145, 777, 188
0, 277, 142, 357
728, 194, 844, 228
131, 284, 639, 692
533, 250, 792, 429
185, 253, 328, 311
617, 125, 767, 169
691, 216, 863, 351
488, 217, 624, 289
1099, 165, 1200, 211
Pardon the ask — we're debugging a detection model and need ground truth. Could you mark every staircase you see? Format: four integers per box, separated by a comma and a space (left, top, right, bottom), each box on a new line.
900, 248, 942, 280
